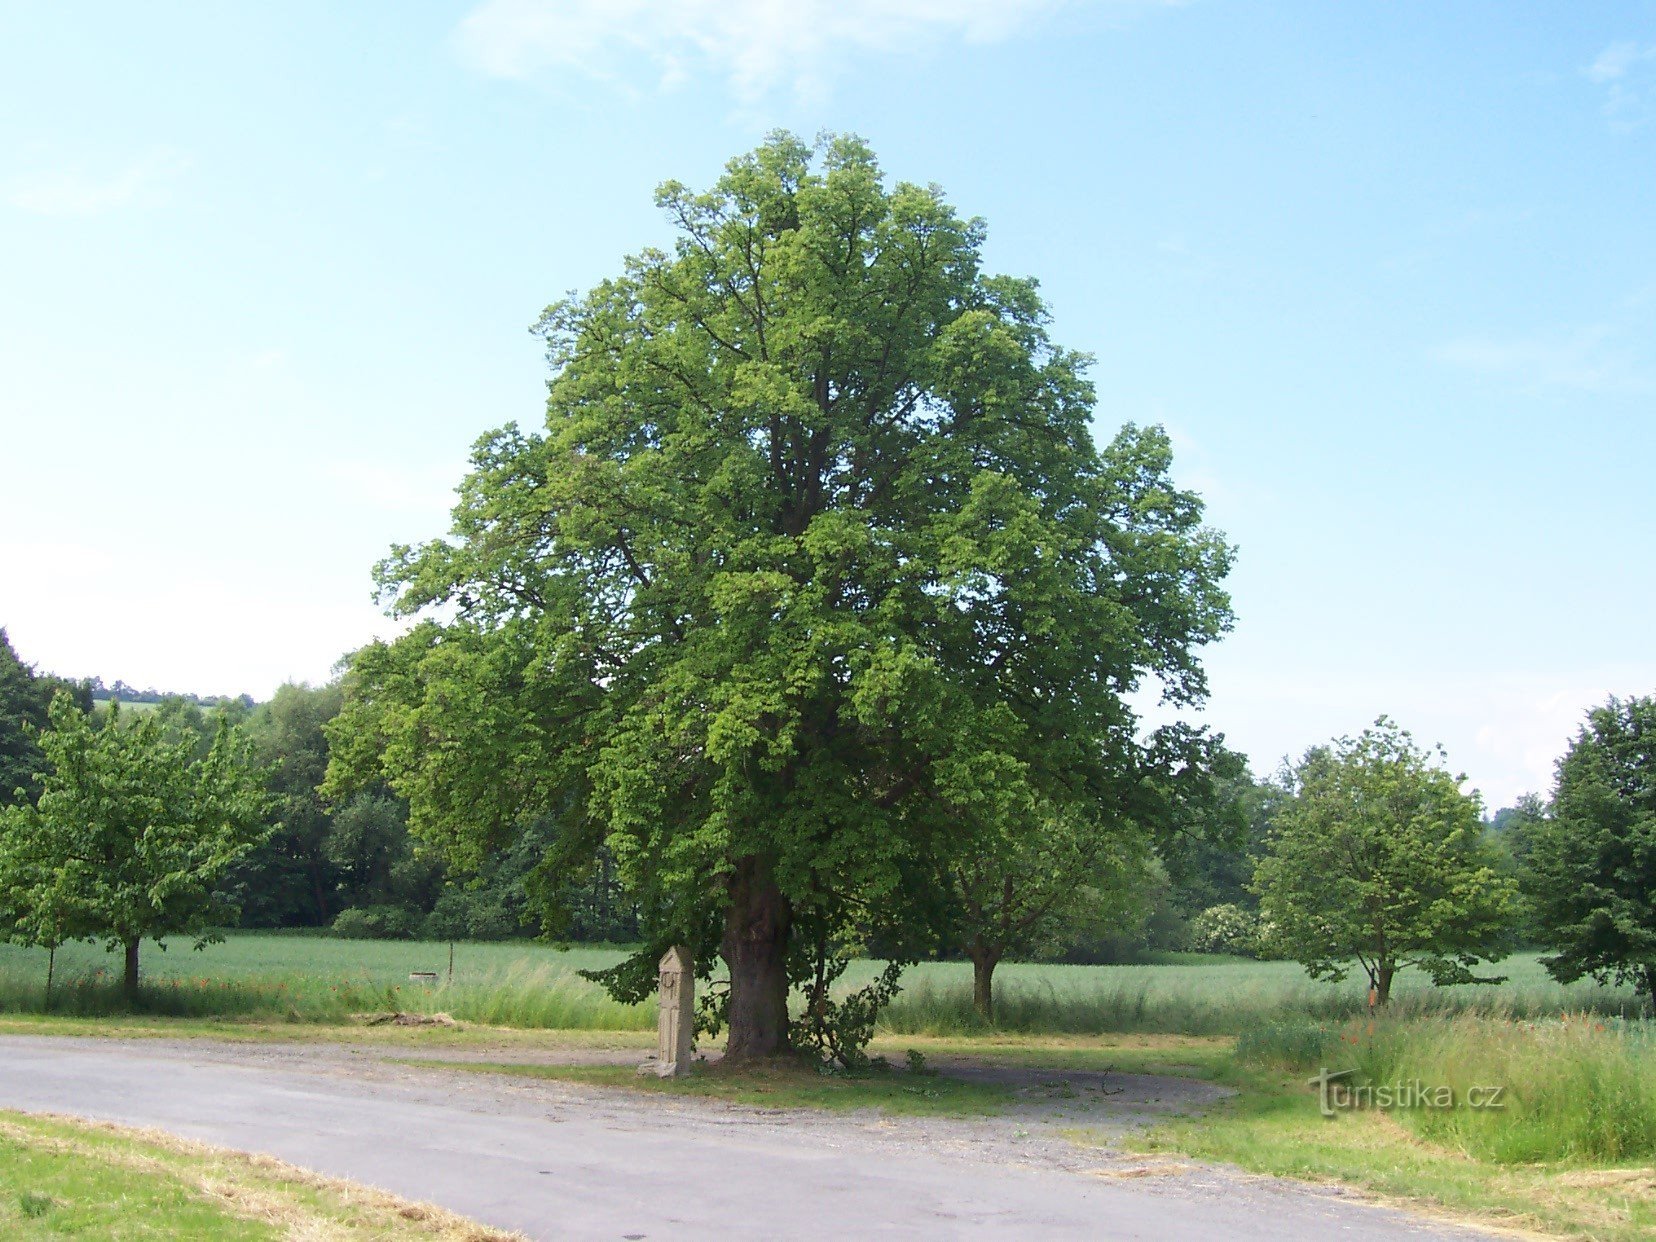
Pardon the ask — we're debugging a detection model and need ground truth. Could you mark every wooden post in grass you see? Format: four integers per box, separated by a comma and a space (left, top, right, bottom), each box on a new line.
655, 946, 694, 1078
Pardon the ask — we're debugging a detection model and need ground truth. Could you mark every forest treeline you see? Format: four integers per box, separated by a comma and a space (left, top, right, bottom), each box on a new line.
0, 626, 1543, 962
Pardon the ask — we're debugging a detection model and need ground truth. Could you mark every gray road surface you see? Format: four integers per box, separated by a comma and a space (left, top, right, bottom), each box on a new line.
0, 1036, 1487, 1240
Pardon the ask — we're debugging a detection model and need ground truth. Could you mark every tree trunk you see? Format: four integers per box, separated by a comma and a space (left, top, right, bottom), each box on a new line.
123, 939, 140, 998
722, 855, 791, 1061
1642, 965, 1656, 1009
1375, 963, 1395, 1007
45, 945, 55, 1008
970, 946, 1000, 1024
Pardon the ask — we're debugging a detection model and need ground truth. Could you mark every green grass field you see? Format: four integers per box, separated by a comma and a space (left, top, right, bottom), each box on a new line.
0, 934, 1640, 1035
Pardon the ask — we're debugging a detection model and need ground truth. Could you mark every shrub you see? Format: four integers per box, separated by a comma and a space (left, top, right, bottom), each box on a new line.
331, 904, 421, 940
1189, 904, 1259, 957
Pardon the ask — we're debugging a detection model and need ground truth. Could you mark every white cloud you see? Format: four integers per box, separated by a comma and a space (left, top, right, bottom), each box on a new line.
1588, 40, 1655, 84
3, 149, 189, 217
1585, 40, 1656, 128
454, 0, 1162, 104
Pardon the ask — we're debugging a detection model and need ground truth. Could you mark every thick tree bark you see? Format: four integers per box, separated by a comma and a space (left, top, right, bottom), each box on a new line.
970, 945, 1000, 1024
1375, 963, 1395, 1007
722, 855, 791, 1060
123, 940, 140, 998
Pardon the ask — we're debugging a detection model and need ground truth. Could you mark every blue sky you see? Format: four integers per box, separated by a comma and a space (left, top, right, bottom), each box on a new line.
2, 1, 1652, 807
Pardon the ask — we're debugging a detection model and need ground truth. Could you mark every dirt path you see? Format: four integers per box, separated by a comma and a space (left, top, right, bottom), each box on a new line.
0, 1035, 1491, 1240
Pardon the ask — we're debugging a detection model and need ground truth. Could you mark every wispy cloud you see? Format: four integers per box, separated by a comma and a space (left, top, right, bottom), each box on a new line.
1431, 320, 1656, 397
1585, 39, 1656, 129
454, 0, 1166, 105
3, 149, 190, 217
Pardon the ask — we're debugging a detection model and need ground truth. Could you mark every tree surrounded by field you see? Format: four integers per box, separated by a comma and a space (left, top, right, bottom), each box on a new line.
326, 132, 1234, 1060
0, 695, 270, 995
1524, 695, 1656, 1000
1252, 718, 1518, 1005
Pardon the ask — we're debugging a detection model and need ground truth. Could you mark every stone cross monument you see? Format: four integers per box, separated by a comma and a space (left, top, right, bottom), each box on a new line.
655, 945, 694, 1077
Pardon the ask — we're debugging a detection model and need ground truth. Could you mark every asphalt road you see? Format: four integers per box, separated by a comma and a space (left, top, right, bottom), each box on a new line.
0, 1036, 1486, 1240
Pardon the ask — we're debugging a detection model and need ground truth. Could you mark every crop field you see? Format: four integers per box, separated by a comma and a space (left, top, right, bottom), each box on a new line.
0, 934, 1639, 1035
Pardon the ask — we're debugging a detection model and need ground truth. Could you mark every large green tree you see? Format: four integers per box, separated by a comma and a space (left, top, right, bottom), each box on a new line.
0, 696, 269, 994
327, 134, 1233, 1058
1253, 718, 1517, 1004
1525, 696, 1656, 1000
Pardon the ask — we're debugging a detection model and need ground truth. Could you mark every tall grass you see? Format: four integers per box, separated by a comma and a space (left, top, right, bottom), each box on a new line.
1238, 1014, 1656, 1163
0, 938, 651, 1029
875, 956, 1644, 1037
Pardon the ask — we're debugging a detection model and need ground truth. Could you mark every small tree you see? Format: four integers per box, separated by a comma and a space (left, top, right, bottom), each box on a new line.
1524, 696, 1656, 1000
0, 695, 270, 995
949, 805, 1149, 1022
1252, 718, 1517, 1004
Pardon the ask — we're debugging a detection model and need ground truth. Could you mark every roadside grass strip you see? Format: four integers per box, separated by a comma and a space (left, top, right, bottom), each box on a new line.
1121, 1016, 1656, 1242
0, 1111, 520, 1240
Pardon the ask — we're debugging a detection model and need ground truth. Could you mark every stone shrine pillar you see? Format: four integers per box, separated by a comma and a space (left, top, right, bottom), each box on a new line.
655, 945, 694, 1077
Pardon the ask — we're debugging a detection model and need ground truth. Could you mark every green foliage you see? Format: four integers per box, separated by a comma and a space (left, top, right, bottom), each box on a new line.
1252, 718, 1518, 1001
796, 944, 904, 1070
325, 132, 1233, 1058
1488, 791, 1547, 871
1525, 695, 1656, 998
0, 695, 270, 983
220, 683, 345, 928
0, 628, 91, 809
1164, 767, 1288, 914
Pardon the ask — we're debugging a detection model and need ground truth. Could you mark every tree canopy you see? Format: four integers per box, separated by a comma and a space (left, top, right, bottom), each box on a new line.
1252, 718, 1517, 1004
1525, 695, 1656, 999
326, 133, 1234, 1059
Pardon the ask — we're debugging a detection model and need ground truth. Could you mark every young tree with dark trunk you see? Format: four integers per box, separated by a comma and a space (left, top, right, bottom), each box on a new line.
0, 696, 268, 994
949, 731, 1245, 1022
1252, 719, 1517, 1004
325, 133, 1233, 1060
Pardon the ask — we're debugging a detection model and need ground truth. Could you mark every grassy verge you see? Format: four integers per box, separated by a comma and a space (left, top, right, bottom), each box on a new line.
1119, 1016, 1656, 1241
0, 1110, 517, 1240
0, 1010, 654, 1050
